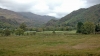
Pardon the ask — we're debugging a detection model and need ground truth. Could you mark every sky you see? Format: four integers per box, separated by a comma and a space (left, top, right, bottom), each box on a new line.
0, 0, 100, 18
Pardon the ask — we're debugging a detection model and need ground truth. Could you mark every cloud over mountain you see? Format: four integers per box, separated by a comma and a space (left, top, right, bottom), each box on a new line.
0, 0, 100, 18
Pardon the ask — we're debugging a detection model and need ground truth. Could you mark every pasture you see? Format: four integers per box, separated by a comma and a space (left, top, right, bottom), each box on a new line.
0, 31, 100, 56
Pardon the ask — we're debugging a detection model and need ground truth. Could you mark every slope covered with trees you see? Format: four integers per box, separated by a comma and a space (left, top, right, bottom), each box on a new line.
0, 16, 19, 28
18, 12, 56, 27
46, 4, 100, 29
0, 8, 56, 28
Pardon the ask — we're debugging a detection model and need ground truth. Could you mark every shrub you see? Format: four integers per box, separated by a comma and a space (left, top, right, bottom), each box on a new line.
52, 30, 56, 34
3, 29, 11, 36
77, 22, 83, 33
15, 28, 24, 36
82, 22, 95, 34
36, 28, 43, 32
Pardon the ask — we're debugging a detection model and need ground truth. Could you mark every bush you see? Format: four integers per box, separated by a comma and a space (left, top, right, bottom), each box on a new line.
82, 22, 95, 34
19, 23, 27, 31
36, 28, 43, 32
15, 28, 24, 35
52, 30, 56, 34
95, 24, 100, 32
77, 22, 83, 33
77, 22, 95, 34
3, 29, 11, 36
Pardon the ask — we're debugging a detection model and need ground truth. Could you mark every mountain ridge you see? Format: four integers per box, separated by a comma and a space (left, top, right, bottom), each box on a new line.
0, 8, 56, 28
46, 4, 100, 28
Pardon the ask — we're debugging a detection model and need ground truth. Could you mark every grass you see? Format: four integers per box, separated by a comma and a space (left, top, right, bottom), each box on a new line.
0, 31, 100, 56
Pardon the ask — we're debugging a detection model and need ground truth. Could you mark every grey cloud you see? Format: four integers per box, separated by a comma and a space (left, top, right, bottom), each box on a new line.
47, 3, 61, 10
0, 0, 34, 12
85, 0, 100, 7
86, 0, 100, 4
56, 13, 69, 18
0, 0, 100, 18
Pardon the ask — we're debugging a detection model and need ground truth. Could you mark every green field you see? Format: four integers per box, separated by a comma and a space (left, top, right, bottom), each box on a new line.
0, 31, 100, 56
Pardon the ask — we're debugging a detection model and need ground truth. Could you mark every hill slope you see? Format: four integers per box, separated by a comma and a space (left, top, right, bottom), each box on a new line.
46, 4, 100, 27
0, 8, 34, 28
0, 8, 29, 23
18, 12, 56, 27
0, 8, 56, 28
0, 16, 19, 28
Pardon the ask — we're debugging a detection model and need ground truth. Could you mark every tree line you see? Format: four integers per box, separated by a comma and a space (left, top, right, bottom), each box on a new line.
0, 23, 27, 36
77, 22, 100, 34
0, 21, 100, 36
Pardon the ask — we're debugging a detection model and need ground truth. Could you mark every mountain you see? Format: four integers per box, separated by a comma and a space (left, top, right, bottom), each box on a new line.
0, 8, 29, 23
0, 16, 19, 28
0, 8, 32, 28
45, 19, 58, 27
46, 4, 100, 28
0, 8, 56, 28
18, 12, 56, 27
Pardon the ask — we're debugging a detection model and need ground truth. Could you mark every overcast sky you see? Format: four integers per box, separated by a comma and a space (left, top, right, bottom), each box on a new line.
0, 0, 100, 18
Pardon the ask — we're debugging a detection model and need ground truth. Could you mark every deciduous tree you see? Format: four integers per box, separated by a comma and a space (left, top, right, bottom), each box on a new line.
77, 22, 83, 33
82, 22, 95, 34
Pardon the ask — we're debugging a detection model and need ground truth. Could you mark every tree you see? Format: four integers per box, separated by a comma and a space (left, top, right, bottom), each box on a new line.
77, 22, 83, 33
36, 28, 43, 32
15, 28, 24, 35
19, 23, 27, 31
3, 29, 11, 36
81, 22, 95, 34
95, 24, 100, 32
52, 30, 56, 34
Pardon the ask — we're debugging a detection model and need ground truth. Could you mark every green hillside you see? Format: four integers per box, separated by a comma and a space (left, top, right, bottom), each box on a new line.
46, 4, 100, 28
18, 12, 56, 27
0, 8, 56, 28
0, 16, 19, 28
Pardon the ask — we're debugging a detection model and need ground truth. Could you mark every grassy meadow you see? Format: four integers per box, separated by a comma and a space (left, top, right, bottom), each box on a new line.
0, 31, 100, 56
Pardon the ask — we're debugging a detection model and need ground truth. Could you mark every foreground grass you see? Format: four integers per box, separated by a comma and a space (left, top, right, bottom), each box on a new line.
0, 33, 100, 56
